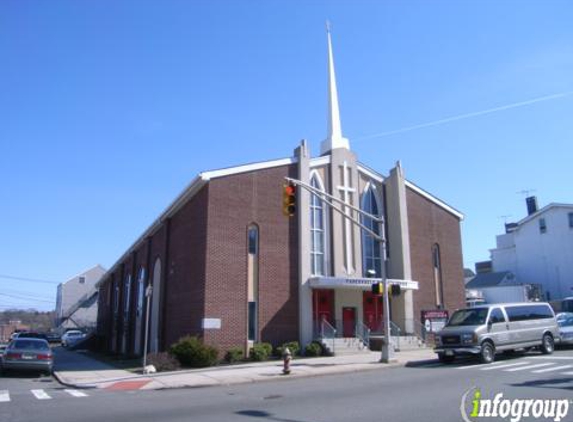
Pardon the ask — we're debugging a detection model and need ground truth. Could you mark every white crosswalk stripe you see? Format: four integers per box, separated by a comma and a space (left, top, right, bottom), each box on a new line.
64, 389, 88, 398
480, 361, 533, 371
503, 363, 554, 372
31, 389, 51, 400
456, 360, 517, 370
0, 390, 10, 403
532, 365, 573, 373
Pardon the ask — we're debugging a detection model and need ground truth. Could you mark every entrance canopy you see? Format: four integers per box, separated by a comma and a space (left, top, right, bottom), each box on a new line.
309, 276, 419, 291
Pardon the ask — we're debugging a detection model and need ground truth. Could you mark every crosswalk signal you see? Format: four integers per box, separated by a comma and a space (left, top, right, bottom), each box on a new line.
283, 182, 297, 217
371, 282, 383, 295
391, 284, 401, 296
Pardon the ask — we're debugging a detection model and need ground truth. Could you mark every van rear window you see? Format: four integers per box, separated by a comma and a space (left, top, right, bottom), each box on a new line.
505, 305, 553, 322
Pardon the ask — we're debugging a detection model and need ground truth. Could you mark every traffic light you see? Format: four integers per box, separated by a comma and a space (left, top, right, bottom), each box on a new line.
391, 284, 401, 296
371, 282, 383, 295
283, 182, 297, 217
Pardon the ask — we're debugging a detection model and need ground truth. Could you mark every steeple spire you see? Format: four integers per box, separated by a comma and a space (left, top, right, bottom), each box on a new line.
321, 21, 350, 155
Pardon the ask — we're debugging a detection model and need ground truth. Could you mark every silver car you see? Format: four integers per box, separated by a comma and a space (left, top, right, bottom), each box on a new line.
1, 338, 53, 375
434, 303, 559, 364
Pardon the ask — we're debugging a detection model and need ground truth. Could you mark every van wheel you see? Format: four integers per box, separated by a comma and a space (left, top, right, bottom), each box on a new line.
438, 353, 455, 364
480, 342, 495, 364
540, 334, 554, 355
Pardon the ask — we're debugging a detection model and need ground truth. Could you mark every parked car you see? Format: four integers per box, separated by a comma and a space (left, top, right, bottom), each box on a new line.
1, 338, 53, 375
556, 312, 573, 323
45, 332, 61, 343
557, 315, 573, 345
434, 302, 559, 364
61, 330, 85, 347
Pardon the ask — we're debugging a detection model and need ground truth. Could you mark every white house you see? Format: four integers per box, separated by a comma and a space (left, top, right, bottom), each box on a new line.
490, 199, 573, 301
56, 265, 106, 330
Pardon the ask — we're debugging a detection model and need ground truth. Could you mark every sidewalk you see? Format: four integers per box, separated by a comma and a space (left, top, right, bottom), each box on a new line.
53, 347, 437, 391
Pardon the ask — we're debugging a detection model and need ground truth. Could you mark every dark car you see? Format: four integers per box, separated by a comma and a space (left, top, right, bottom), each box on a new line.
16, 332, 49, 342
1, 338, 53, 375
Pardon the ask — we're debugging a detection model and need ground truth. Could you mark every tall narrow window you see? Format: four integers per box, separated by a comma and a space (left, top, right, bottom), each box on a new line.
568, 212, 573, 229
310, 174, 326, 276
361, 184, 382, 277
432, 244, 444, 308
539, 218, 547, 234
247, 224, 259, 342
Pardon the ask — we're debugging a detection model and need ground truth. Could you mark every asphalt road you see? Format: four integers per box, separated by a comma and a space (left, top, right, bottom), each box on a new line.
2, 348, 572, 422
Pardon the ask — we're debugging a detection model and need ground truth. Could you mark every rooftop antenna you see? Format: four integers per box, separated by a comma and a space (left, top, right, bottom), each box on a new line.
498, 215, 512, 224
516, 189, 536, 197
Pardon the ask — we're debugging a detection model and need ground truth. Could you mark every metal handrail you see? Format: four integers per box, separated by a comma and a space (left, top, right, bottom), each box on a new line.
320, 319, 337, 356
356, 322, 371, 349
389, 320, 401, 351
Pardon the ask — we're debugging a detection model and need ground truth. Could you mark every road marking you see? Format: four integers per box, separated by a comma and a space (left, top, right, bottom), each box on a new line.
64, 389, 88, 398
480, 361, 533, 371
31, 389, 52, 400
456, 360, 518, 370
503, 363, 554, 372
530, 356, 573, 360
531, 365, 573, 373
0, 390, 10, 403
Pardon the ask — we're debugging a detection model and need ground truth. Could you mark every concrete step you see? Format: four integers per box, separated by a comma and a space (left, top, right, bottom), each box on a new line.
321, 337, 371, 356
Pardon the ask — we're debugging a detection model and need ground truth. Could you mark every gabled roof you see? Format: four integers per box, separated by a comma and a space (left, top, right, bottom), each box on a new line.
466, 271, 513, 289
516, 203, 573, 227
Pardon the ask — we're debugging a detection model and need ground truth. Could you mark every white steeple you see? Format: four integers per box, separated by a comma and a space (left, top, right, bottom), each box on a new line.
320, 22, 350, 155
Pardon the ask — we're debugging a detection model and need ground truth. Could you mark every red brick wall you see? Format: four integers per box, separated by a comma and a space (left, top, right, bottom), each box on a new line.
203, 164, 299, 353
162, 185, 209, 348
407, 188, 465, 321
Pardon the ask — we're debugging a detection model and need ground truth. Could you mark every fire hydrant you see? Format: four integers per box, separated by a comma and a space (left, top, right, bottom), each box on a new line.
282, 347, 292, 375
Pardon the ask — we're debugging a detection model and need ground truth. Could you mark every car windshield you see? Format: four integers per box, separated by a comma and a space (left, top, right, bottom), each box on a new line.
447, 308, 489, 327
11, 340, 50, 351
558, 317, 573, 327
68, 332, 82, 337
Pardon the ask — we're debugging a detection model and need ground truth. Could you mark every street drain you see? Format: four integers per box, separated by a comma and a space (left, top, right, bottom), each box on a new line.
263, 394, 282, 400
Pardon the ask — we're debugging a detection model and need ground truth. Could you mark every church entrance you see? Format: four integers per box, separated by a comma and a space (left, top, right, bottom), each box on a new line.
363, 291, 384, 333
312, 289, 334, 332
342, 307, 356, 337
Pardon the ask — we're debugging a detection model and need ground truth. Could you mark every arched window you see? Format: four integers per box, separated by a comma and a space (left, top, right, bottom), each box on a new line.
247, 224, 259, 341
310, 173, 326, 276
361, 184, 382, 277
432, 244, 444, 308
134, 267, 146, 355
150, 257, 162, 353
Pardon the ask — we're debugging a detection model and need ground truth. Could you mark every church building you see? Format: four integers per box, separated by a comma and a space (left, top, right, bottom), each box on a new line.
96, 29, 465, 357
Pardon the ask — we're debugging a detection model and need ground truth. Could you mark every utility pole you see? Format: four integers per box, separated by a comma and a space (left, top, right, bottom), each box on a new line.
142, 284, 153, 372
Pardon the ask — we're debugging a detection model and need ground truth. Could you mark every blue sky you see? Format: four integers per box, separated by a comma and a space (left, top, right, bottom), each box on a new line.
1, 1, 572, 311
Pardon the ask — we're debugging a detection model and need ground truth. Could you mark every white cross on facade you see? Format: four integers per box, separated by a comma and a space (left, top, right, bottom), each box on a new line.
337, 161, 356, 273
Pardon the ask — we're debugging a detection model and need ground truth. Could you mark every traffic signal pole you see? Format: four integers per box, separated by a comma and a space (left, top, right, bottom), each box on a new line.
285, 177, 396, 363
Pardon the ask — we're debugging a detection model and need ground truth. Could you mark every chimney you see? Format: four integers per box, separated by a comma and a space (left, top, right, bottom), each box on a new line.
526, 196, 538, 216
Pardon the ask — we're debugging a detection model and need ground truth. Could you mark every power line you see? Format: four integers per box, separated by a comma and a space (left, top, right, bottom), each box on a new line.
0, 293, 54, 304
0, 274, 61, 285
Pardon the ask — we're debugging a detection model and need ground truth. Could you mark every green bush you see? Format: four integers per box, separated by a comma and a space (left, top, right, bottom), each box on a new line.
224, 347, 244, 364
304, 341, 323, 357
276, 341, 300, 357
169, 336, 219, 368
146, 352, 180, 372
250, 342, 273, 361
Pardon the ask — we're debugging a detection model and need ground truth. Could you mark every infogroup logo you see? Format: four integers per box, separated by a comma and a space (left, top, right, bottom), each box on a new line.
460, 387, 570, 422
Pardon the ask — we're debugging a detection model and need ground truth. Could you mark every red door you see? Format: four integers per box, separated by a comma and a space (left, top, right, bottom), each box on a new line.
313, 289, 334, 326
342, 307, 356, 337
363, 292, 384, 332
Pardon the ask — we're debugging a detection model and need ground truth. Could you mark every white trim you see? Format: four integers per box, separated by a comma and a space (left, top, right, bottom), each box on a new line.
201, 157, 296, 180
517, 203, 573, 226
405, 180, 464, 220
309, 155, 331, 168
357, 163, 385, 183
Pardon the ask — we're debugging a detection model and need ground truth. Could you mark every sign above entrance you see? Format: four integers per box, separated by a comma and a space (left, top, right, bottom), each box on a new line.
309, 276, 419, 291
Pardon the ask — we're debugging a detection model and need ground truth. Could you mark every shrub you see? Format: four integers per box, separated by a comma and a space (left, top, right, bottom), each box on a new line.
276, 341, 300, 357
304, 341, 323, 357
224, 347, 244, 364
146, 352, 180, 372
250, 342, 273, 361
169, 336, 219, 368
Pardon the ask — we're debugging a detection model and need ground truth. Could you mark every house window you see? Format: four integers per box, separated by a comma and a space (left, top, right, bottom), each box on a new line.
361, 185, 382, 277
432, 244, 444, 308
539, 218, 547, 234
79, 276, 85, 284
568, 212, 573, 229
310, 174, 326, 276
247, 224, 259, 341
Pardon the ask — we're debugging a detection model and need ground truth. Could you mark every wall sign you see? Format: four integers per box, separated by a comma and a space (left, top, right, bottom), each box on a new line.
421, 310, 449, 333
202, 318, 221, 330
